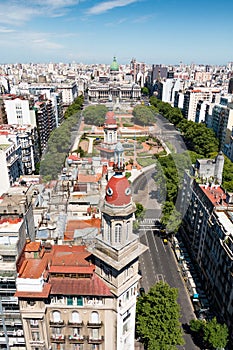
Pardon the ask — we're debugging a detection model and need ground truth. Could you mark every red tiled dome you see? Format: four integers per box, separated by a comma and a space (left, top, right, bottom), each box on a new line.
105, 175, 131, 206
105, 111, 116, 125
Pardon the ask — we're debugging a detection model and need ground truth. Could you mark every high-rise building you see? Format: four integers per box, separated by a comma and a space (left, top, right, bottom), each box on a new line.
0, 186, 36, 349
180, 154, 233, 338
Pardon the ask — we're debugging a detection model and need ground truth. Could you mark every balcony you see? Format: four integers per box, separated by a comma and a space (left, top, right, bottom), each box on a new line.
68, 335, 85, 344
87, 335, 104, 344
87, 321, 103, 328
49, 320, 65, 326
68, 321, 84, 327
29, 340, 45, 346
51, 334, 65, 343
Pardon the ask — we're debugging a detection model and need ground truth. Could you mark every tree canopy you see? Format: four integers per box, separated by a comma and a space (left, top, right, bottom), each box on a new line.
149, 96, 219, 157
83, 104, 108, 125
136, 282, 184, 350
190, 318, 229, 349
132, 104, 156, 126
40, 96, 83, 181
135, 202, 146, 220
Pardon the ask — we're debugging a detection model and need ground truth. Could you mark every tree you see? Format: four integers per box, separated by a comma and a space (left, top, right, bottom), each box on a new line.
136, 282, 184, 350
83, 104, 108, 125
141, 87, 149, 96
203, 317, 228, 349
133, 105, 155, 126
190, 318, 229, 350
135, 202, 145, 220
161, 203, 181, 234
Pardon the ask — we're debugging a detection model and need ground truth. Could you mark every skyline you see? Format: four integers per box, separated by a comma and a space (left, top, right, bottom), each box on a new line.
0, 0, 233, 66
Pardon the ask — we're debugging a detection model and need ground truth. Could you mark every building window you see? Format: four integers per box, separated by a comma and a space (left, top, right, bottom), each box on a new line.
107, 221, 111, 242
31, 331, 40, 341
71, 311, 80, 323
52, 345, 65, 350
126, 221, 130, 240
52, 310, 61, 323
72, 345, 83, 350
90, 345, 99, 350
67, 296, 73, 305
72, 327, 80, 337
123, 321, 129, 335
77, 296, 83, 306
30, 319, 39, 328
115, 224, 122, 243
91, 328, 99, 340
91, 311, 99, 323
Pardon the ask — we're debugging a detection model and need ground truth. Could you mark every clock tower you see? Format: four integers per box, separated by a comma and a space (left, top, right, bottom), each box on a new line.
88, 143, 147, 350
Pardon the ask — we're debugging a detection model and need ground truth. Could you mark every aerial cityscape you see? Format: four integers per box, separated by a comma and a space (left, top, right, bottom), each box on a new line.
0, 1, 233, 350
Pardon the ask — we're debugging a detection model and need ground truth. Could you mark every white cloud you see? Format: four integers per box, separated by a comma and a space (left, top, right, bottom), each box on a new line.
132, 14, 154, 23
0, 26, 16, 33
0, 0, 81, 26
86, 0, 139, 15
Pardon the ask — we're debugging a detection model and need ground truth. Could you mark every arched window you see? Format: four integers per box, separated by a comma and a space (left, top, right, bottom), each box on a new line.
107, 221, 111, 242
72, 311, 80, 323
115, 224, 122, 243
53, 310, 61, 322
109, 132, 113, 143
126, 221, 130, 240
91, 311, 99, 323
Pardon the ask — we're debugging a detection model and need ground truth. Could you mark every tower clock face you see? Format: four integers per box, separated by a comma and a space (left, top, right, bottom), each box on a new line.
125, 187, 131, 195
106, 187, 113, 196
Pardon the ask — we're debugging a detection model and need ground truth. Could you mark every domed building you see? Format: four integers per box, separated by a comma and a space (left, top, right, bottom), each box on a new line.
88, 57, 141, 104
88, 143, 147, 350
110, 56, 119, 73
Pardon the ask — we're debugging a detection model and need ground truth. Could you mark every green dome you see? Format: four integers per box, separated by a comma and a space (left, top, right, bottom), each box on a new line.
110, 56, 119, 71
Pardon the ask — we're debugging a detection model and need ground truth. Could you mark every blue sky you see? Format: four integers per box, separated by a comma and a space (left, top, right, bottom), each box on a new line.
0, 0, 233, 65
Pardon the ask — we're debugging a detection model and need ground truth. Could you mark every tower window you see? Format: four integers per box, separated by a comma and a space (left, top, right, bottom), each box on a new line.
126, 221, 130, 240
115, 223, 122, 243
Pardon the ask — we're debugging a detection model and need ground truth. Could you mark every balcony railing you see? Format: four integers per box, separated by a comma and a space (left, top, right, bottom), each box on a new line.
29, 340, 45, 346
87, 335, 104, 344
49, 320, 65, 326
68, 335, 85, 343
51, 334, 65, 343
87, 321, 103, 328
68, 321, 84, 327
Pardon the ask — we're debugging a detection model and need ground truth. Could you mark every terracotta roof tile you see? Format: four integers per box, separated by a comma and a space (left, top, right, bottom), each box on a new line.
50, 275, 113, 297
200, 185, 227, 206
24, 241, 41, 252
77, 173, 102, 183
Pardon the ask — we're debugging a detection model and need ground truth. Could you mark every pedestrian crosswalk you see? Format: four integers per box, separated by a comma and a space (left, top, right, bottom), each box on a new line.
140, 218, 155, 225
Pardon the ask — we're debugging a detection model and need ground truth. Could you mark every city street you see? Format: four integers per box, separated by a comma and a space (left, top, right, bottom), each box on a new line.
131, 121, 200, 349
138, 226, 200, 350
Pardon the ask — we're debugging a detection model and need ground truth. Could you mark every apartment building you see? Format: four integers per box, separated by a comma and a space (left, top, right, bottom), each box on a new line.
211, 100, 233, 150
182, 89, 219, 122
3, 96, 36, 127
0, 186, 36, 350
180, 154, 233, 338
0, 137, 23, 194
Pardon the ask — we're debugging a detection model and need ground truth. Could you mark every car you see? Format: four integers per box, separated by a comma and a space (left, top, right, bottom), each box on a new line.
163, 238, 168, 245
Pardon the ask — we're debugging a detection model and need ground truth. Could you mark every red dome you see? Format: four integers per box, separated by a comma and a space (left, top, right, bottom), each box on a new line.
105, 175, 131, 206
105, 111, 117, 125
